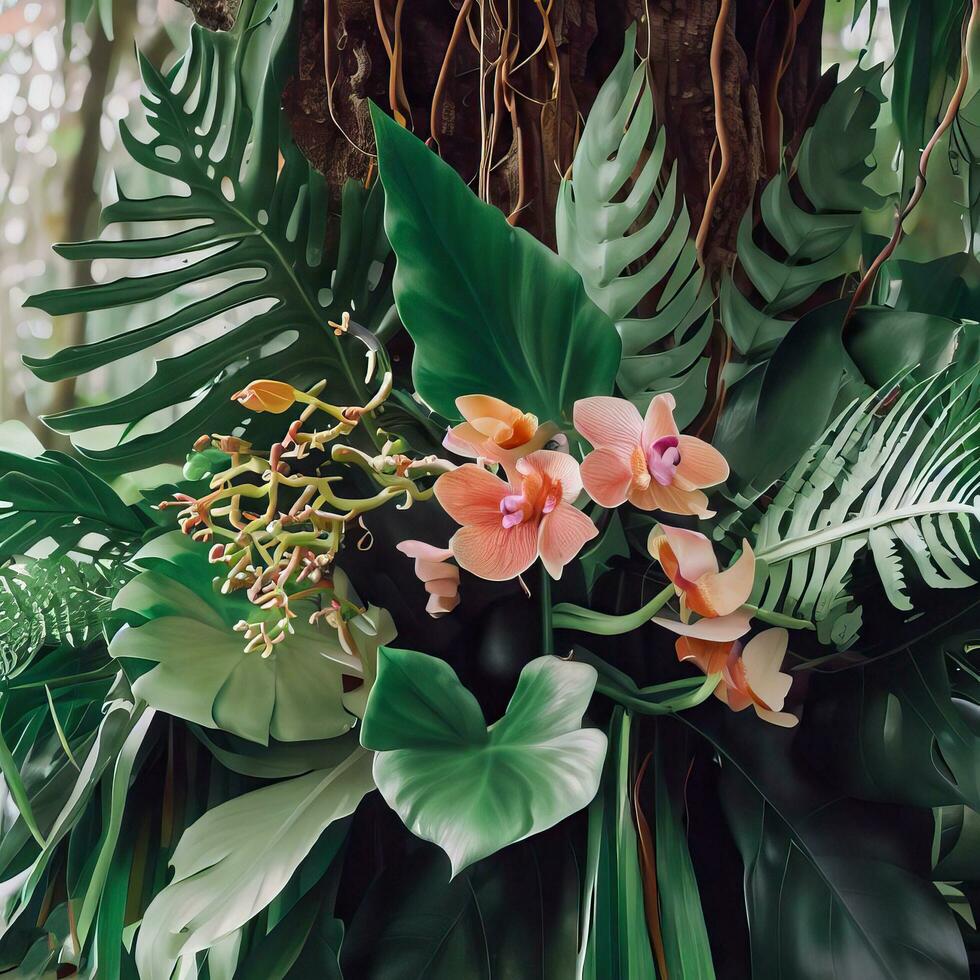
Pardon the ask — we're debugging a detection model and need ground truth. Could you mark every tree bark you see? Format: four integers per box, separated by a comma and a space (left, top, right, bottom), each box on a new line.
284, 0, 825, 271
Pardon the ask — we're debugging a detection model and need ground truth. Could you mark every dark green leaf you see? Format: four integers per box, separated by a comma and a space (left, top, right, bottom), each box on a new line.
370, 103, 621, 425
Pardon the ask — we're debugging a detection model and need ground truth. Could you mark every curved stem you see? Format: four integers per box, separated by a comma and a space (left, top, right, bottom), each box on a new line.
553, 584, 675, 636
742, 604, 815, 631
595, 672, 720, 715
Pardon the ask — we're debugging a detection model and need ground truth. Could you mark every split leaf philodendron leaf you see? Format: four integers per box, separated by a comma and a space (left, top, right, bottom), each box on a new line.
110, 532, 394, 745
360, 647, 607, 875
557, 26, 713, 428
135, 747, 375, 980
26, 1, 394, 472
370, 102, 621, 426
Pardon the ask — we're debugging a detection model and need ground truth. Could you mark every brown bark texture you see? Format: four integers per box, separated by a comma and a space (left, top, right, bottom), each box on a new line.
276, 0, 825, 273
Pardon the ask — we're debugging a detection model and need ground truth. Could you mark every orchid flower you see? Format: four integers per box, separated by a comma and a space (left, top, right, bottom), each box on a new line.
676, 628, 799, 727
648, 524, 755, 622
574, 393, 728, 516
434, 450, 598, 581
443, 394, 560, 466
396, 540, 461, 618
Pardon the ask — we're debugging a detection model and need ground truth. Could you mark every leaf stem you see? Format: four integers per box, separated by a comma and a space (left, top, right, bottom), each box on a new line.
552, 584, 675, 636
539, 563, 554, 657
741, 604, 816, 631
595, 672, 720, 715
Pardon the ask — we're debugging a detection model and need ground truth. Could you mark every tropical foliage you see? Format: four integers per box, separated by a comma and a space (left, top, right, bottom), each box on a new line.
2, 1, 980, 977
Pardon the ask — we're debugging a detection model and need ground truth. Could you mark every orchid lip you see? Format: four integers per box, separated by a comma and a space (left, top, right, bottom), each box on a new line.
647, 435, 681, 487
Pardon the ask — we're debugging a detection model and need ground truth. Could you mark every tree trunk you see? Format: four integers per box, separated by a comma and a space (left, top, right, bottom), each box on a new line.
276, 0, 825, 271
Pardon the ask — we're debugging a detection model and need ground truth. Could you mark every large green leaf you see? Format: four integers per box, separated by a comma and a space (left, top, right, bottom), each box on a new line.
0, 450, 146, 560
801, 649, 980, 810
134, 748, 375, 980
721, 64, 885, 357
25, 0, 393, 472
556, 27, 712, 428
360, 647, 607, 874
342, 833, 581, 979
110, 532, 388, 745
731, 370, 980, 646
370, 103, 621, 425
693, 708, 970, 980
579, 709, 658, 980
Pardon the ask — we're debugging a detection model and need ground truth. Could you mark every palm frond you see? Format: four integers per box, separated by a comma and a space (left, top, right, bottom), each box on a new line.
556, 27, 712, 428
739, 369, 980, 646
722, 63, 885, 357
25, 0, 393, 473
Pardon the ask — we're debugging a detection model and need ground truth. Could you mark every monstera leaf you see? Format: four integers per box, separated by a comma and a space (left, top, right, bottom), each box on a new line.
109, 533, 388, 745
360, 647, 607, 874
696, 709, 970, 980
371, 103, 621, 426
556, 27, 713, 428
26, 0, 393, 472
721, 63, 885, 358
0, 449, 147, 560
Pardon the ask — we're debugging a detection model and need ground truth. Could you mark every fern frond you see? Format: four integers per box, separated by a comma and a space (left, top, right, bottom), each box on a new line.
25, 0, 393, 473
556, 27, 712, 428
740, 369, 980, 647
722, 63, 886, 357
0, 558, 133, 677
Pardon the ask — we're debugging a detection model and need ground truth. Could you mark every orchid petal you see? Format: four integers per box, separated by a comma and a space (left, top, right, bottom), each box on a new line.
519, 449, 583, 500
649, 525, 719, 582
581, 448, 633, 507
538, 502, 599, 580
435, 464, 510, 526
450, 522, 538, 581
641, 393, 679, 448
573, 396, 643, 453
688, 540, 755, 617
653, 612, 752, 641
675, 435, 730, 489
742, 628, 793, 711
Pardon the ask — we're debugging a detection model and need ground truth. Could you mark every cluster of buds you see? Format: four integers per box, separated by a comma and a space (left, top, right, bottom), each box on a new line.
159, 317, 453, 655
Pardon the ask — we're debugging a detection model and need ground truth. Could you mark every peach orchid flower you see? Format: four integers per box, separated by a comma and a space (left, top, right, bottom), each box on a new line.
443, 395, 560, 466
396, 540, 461, 618
676, 628, 798, 727
648, 524, 755, 622
574, 393, 728, 516
434, 450, 598, 581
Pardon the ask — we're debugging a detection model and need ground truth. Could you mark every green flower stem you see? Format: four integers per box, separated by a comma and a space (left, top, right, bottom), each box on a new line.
742, 604, 816, 631
539, 563, 553, 657
552, 584, 675, 636
594, 672, 721, 715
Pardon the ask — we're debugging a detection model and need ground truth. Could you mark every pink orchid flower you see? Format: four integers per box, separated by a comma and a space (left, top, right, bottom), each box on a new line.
574, 393, 728, 516
443, 394, 560, 467
648, 524, 755, 620
434, 450, 598, 581
396, 541, 460, 618
675, 628, 798, 727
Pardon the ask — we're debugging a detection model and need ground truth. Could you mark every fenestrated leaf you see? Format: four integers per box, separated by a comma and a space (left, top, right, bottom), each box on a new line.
0, 450, 146, 560
26, 0, 393, 472
361, 647, 607, 875
691, 707, 970, 980
556, 27, 713, 428
720, 64, 885, 358
134, 747, 375, 980
109, 532, 378, 745
370, 103, 621, 426
802, 648, 980, 811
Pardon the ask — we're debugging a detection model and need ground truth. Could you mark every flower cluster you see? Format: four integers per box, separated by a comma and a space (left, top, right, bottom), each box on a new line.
413, 390, 797, 726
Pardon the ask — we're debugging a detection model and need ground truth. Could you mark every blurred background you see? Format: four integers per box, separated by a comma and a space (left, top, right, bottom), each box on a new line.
0, 0, 967, 448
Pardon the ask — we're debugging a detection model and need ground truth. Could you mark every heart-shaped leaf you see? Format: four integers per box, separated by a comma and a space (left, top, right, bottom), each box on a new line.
361, 647, 607, 874
370, 103, 621, 425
